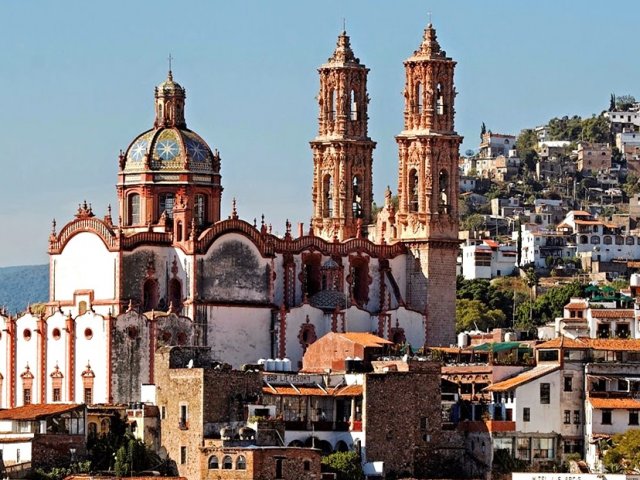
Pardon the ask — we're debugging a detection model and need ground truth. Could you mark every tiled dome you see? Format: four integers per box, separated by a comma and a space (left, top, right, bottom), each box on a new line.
122, 72, 218, 173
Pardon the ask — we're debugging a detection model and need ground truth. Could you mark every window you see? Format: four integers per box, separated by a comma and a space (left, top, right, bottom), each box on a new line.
208, 456, 219, 469
532, 438, 554, 459
619, 379, 628, 391
236, 455, 246, 470
349, 89, 357, 121
84, 388, 92, 405
540, 383, 550, 404
409, 169, 419, 212
630, 410, 639, 426
161, 406, 166, 420
304, 460, 311, 471
516, 437, 530, 460
523, 407, 530, 422
128, 194, 140, 225
602, 409, 612, 425
159, 193, 175, 219
222, 455, 233, 470
574, 410, 580, 424
275, 458, 283, 479
179, 404, 188, 429
194, 194, 207, 225
169, 279, 182, 311
23, 388, 31, 405
180, 446, 187, 465
53, 388, 61, 402
352, 176, 363, 219
323, 174, 333, 217
415, 81, 423, 114
564, 410, 571, 424
564, 376, 573, 392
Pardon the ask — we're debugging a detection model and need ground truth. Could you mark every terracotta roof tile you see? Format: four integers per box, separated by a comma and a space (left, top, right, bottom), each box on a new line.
485, 365, 559, 392
0, 403, 81, 421
536, 337, 640, 352
566, 303, 587, 310
589, 398, 640, 409
338, 332, 393, 347
536, 337, 589, 349
590, 309, 634, 319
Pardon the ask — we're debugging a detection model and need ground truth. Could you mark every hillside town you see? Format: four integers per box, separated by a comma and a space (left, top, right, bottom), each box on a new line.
4, 10, 640, 480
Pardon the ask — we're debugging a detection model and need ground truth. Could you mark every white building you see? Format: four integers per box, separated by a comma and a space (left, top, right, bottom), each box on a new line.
461, 240, 517, 280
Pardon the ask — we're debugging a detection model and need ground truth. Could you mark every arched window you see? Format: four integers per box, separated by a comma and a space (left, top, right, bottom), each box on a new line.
349, 90, 357, 121
169, 278, 182, 311
323, 174, 333, 217
143, 279, 159, 311
222, 456, 233, 470
176, 221, 183, 242
236, 456, 246, 470
439, 169, 449, 213
303, 255, 322, 298
627, 236, 635, 246
590, 236, 600, 245
616, 236, 624, 245
603, 236, 612, 245
351, 260, 369, 306
159, 193, 175, 220
352, 176, 363, 219
436, 83, 444, 115
409, 169, 419, 212
208, 456, 219, 469
128, 194, 140, 225
329, 88, 337, 121
415, 81, 423, 114
194, 194, 207, 225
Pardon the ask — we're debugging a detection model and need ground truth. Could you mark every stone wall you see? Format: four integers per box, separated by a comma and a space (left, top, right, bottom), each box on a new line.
363, 360, 446, 478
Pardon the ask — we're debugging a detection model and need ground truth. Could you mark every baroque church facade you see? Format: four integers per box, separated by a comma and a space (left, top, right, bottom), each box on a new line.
0, 23, 461, 407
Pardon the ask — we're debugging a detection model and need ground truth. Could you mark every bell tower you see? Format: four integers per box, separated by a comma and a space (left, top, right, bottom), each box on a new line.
310, 31, 376, 241
395, 23, 462, 346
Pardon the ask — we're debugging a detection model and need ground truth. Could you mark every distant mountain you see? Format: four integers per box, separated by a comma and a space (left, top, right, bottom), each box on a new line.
0, 265, 48, 315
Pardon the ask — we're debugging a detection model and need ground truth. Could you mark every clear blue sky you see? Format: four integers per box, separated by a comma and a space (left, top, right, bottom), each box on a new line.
1, 0, 638, 266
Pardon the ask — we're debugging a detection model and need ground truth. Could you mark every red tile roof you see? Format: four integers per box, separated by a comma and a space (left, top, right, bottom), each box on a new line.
589, 398, 640, 409
338, 332, 393, 348
590, 309, 634, 319
0, 403, 81, 421
536, 337, 640, 352
485, 365, 560, 392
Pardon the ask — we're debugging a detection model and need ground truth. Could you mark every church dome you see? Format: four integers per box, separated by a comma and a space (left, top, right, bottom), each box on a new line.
121, 71, 219, 174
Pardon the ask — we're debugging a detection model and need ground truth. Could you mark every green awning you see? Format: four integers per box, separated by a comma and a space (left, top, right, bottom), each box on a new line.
473, 341, 522, 353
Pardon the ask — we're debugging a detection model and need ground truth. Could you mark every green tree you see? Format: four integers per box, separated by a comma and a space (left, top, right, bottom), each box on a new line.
515, 129, 539, 173
623, 174, 640, 197
321, 451, 363, 480
603, 429, 640, 473
481, 122, 486, 140
456, 298, 507, 333
610, 93, 616, 111
582, 114, 610, 144
616, 94, 636, 111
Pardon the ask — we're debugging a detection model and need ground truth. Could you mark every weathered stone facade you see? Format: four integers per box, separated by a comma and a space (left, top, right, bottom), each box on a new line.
364, 360, 444, 478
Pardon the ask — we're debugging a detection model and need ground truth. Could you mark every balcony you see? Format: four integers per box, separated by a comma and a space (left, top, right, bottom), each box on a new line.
178, 419, 189, 430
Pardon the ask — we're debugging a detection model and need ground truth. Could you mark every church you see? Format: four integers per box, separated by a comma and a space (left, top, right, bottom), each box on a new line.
0, 23, 461, 407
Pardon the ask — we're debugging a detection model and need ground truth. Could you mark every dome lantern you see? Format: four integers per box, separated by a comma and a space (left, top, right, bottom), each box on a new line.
154, 70, 186, 129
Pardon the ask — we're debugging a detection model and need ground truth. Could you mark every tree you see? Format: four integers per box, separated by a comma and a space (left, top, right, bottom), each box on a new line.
610, 93, 616, 111
603, 429, 640, 473
616, 94, 636, 111
481, 122, 487, 140
321, 451, 363, 480
515, 129, 538, 173
582, 114, 610, 144
456, 298, 506, 333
